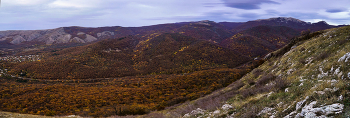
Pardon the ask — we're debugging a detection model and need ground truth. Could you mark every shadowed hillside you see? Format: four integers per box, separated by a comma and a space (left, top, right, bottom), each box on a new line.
221, 25, 300, 57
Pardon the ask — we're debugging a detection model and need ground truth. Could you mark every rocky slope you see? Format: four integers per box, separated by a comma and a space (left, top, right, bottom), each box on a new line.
0, 17, 344, 118
0, 27, 98, 45
173, 26, 350, 118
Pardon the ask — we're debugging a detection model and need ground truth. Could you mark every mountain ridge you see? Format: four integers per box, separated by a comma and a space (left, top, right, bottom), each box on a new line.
0, 17, 347, 117
0, 17, 338, 47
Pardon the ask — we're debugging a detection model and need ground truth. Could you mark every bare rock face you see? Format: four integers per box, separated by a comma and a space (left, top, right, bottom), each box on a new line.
183, 108, 206, 117
295, 101, 344, 118
70, 34, 97, 43
0, 27, 99, 45
97, 31, 114, 38
84, 34, 98, 42
54, 34, 72, 44
77, 32, 85, 35
43, 27, 69, 44
71, 37, 86, 43
10, 35, 26, 44
0, 30, 46, 44
27, 32, 42, 41
0, 28, 66, 45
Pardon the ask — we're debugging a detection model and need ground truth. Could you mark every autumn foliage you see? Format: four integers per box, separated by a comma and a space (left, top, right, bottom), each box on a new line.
5, 33, 250, 79
0, 59, 263, 117
0, 19, 332, 117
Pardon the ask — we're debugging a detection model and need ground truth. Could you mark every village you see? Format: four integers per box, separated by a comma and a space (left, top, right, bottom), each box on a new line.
0, 55, 41, 62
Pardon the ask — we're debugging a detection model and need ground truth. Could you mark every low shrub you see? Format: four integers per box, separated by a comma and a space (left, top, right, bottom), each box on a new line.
315, 52, 330, 61
252, 69, 264, 78
256, 74, 276, 86
273, 77, 289, 90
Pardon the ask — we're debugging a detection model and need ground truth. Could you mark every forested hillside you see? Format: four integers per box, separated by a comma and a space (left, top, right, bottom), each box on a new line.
0, 17, 342, 117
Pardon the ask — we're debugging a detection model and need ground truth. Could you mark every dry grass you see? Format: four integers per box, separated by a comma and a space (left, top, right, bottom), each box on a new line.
161, 80, 245, 117
255, 73, 276, 87
139, 26, 350, 118
252, 69, 264, 78
315, 52, 330, 61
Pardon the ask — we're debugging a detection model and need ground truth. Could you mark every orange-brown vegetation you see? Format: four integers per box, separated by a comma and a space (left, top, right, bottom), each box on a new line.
221, 25, 300, 57
0, 18, 336, 117
5, 33, 250, 79
0, 59, 263, 117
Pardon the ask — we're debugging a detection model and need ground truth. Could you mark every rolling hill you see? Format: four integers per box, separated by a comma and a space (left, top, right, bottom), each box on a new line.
4, 33, 251, 79
0, 17, 344, 117
175, 25, 350, 118
221, 25, 300, 57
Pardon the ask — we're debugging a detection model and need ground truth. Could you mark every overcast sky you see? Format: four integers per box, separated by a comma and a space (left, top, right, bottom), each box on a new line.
0, 0, 349, 31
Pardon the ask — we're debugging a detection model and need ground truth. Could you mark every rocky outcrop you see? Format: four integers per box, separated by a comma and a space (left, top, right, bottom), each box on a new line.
338, 52, 350, 62
10, 35, 26, 44
178, 26, 350, 118
54, 34, 72, 44
77, 32, 85, 35
84, 34, 98, 42
295, 101, 344, 118
0, 27, 100, 45
183, 108, 206, 117
71, 37, 85, 43
97, 31, 114, 38
183, 104, 235, 118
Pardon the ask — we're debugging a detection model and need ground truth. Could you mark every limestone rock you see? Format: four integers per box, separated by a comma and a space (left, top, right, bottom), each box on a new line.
97, 31, 114, 38
222, 104, 233, 110
77, 32, 85, 35
10, 35, 26, 44
71, 37, 86, 43
338, 52, 350, 62
84, 34, 98, 42
183, 108, 207, 117
296, 96, 309, 111
27, 32, 42, 41
295, 101, 344, 118
257, 107, 275, 116
54, 34, 72, 44
213, 110, 220, 115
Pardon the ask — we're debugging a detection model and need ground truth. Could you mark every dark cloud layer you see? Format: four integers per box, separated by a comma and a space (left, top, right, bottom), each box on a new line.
326, 8, 347, 13
239, 13, 260, 18
1, 0, 350, 30
222, 0, 279, 10
280, 12, 326, 19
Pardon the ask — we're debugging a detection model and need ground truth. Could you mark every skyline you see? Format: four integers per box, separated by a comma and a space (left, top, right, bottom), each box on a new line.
0, 0, 349, 31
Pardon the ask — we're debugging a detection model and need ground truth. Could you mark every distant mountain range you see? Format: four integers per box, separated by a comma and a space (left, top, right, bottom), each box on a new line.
0, 17, 338, 46
0, 17, 347, 117
0, 17, 343, 79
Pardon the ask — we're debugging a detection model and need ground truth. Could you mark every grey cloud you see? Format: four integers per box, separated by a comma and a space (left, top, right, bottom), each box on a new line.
222, 0, 279, 10
203, 3, 220, 7
145, 12, 234, 23
1, 0, 350, 31
280, 12, 326, 19
144, 16, 200, 21
238, 13, 259, 18
202, 12, 234, 21
326, 8, 347, 13
265, 9, 280, 15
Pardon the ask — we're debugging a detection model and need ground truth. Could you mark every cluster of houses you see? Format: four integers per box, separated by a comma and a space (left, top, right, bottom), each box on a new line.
0, 48, 15, 55
0, 55, 41, 62
0, 68, 6, 77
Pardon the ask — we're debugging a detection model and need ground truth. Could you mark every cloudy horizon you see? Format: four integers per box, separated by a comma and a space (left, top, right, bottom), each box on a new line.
0, 0, 349, 31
